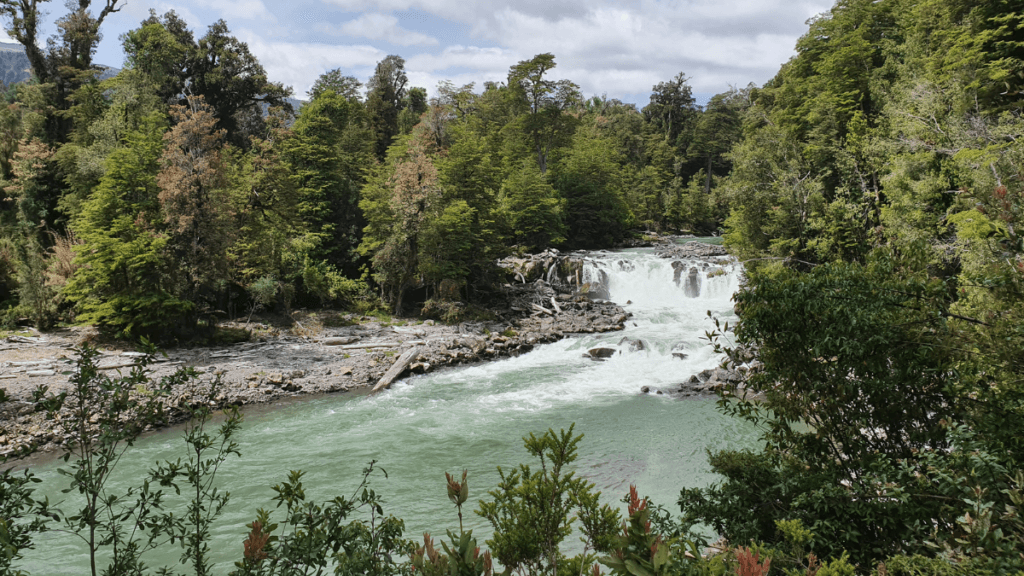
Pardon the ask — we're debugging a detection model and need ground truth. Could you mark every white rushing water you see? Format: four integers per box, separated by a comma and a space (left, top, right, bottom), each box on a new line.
21, 246, 756, 575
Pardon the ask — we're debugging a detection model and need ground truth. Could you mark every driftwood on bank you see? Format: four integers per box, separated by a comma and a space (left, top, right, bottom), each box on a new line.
371, 347, 420, 394
531, 303, 554, 316
335, 342, 400, 350
549, 297, 563, 314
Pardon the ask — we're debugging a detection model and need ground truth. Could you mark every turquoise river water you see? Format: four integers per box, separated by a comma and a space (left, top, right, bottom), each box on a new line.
19, 247, 758, 574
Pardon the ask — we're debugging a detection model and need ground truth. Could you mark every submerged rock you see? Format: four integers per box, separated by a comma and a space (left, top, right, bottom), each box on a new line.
618, 337, 646, 352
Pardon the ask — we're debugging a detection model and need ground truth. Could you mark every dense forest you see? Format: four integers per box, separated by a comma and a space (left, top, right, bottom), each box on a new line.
2, 0, 1024, 573
0, 4, 743, 339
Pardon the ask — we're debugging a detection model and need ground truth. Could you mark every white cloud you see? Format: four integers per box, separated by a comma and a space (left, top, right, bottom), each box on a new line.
87, 0, 838, 104
236, 29, 387, 97
212, 0, 276, 22
405, 45, 515, 73
325, 13, 438, 46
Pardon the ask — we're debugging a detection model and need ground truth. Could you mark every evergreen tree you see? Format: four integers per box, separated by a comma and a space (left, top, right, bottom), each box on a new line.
551, 135, 629, 248
65, 115, 189, 337
286, 90, 365, 277
507, 53, 581, 174
498, 161, 564, 252
366, 55, 408, 161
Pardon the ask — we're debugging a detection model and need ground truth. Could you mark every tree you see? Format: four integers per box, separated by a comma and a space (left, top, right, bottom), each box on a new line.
286, 90, 365, 277
224, 113, 303, 293
366, 55, 408, 160
398, 86, 428, 134
643, 72, 697, 146
158, 95, 232, 331
684, 249, 1024, 567
551, 135, 629, 248
687, 87, 748, 195
65, 114, 190, 337
0, 0, 123, 144
498, 160, 564, 251
124, 13, 293, 146
507, 53, 581, 173
120, 18, 188, 100
359, 130, 441, 313
309, 68, 363, 102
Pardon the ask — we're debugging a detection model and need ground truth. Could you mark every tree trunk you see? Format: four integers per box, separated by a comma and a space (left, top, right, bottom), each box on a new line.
704, 155, 713, 195
371, 347, 420, 394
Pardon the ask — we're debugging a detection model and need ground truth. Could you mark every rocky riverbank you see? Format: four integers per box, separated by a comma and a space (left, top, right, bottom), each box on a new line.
0, 272, 630, 458
1, 239, 748, 459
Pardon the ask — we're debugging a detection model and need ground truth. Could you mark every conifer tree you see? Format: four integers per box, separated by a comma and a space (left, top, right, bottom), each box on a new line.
498, 161, 564, 251
65, 115, 189, 337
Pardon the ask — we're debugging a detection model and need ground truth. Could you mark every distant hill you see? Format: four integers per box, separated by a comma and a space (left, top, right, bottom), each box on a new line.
0, 43, 32, 87
0, 42, 120, 87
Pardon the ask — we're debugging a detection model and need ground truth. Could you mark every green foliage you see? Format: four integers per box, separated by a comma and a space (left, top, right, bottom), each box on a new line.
157, 387, 242, 576
476, 424, 620, 576
287, 89, 367, 277
506, 53, 581, 174
64, 115, 191, 339
0, 468, 50, 576
229, 464, 410, 576
366, 55, 409, 161
497, 161, 565, 251
552, 134, 630, 248
246, 275, 279, 321
54, 345, 177, 576
300, 257, 362, 307
411, 530, 493, 576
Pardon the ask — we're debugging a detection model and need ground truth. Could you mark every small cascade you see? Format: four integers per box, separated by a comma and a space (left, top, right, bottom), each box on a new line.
582, 251, 741, 309
683, 267, 701, 298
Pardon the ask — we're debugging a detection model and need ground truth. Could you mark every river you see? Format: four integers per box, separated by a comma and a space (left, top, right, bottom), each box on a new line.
19, 246, 758, 574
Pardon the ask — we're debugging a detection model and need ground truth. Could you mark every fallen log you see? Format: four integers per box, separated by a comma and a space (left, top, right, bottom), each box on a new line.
371, 347, 420, 394
531, 303, 554, 316
335, 342, 400, 350
322, 336, 360, 346
549, 297, 563, 314
97, 362, 139, 371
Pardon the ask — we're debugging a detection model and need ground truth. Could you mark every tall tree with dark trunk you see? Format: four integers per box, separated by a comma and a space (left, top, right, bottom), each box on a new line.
124, 13, 293, 147
366, 55, 408, 161
642, 72, 696, 147
507, 53, 580, 174
0, 0, 123, 142
687, 87, 748, 194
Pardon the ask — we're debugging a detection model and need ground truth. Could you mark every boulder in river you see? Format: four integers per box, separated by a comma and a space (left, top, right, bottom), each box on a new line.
585, 347, 617, 360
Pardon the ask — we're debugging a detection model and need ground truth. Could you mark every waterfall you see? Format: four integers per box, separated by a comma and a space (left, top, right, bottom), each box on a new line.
582, 251, 741, 309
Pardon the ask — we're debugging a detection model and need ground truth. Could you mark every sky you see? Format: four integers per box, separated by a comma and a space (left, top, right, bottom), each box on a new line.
3, 0, 836, 105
